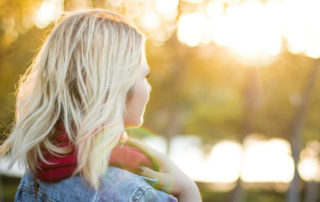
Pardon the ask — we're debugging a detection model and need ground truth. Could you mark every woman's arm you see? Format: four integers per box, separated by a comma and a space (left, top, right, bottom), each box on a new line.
128, 138, 202, 202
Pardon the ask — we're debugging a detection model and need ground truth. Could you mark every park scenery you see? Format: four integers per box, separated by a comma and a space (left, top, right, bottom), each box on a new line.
0, 0, 320, 202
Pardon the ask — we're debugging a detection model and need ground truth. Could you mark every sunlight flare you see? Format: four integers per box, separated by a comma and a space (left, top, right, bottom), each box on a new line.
177, 13, 206, 47
169, 136, 205, 181
283, 0, 320, 58
204, 140, 243, 183
241, 136, 294, 183
156, 0, 178, 18
298, 141, 320, 181
209, 1, 282, 60
33, 0, 64, 29
140, 11, 161, 31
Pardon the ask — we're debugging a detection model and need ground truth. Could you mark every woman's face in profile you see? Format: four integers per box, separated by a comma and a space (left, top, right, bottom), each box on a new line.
124, 57, 151, 127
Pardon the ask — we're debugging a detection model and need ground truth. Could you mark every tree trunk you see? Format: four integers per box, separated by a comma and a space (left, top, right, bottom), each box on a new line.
287, 60, 319, 202
304, 181, 318, 202
0, 175, 3, 202
163, 37, 187, 155
165, 109, 182, 154
231, 67, 261, 202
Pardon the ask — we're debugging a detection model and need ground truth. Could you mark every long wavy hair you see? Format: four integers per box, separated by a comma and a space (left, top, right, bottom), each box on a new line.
0, 9, 145, 189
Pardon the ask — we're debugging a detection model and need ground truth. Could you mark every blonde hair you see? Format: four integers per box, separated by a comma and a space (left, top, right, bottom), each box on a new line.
0, 9, 145, 189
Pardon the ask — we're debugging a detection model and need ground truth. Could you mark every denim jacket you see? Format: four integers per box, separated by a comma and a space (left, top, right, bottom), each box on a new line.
14, 166, 178, 202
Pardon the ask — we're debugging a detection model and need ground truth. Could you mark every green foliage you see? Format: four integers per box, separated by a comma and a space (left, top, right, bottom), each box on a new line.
143, 37, 320, 145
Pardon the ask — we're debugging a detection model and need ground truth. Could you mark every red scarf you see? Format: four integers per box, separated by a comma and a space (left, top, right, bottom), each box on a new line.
35, 128, 154, 182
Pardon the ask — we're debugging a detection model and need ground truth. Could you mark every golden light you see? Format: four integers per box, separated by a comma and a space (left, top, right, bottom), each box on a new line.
181, 0, 203, 3
283, 0, 320, 58
169, 138, 243, 184
299, 158, 320, 181
204, 140, 243, 183
169, 136, 205, 181
144, 137, 243, 184
177, 13, 206, 47
140, 11, 162, 31
22, 16, 34, 32
155, 0, 178, 19
142, 136, 167, 153
117, 0, 177, 45
210, 2, 282, 60
33, 0, 64, 29
144, 135, 300, 186
241, 136, 294, 183
120, 0, 153, 20
206, 2, 228, 46
2, 18, 18, 47
106, 0, 320, 60
298, 141, 320, 181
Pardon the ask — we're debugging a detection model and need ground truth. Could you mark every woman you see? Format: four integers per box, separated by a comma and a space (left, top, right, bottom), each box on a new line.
0, 9, 201, 201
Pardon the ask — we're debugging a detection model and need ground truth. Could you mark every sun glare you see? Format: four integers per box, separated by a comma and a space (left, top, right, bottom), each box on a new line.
283, 0, 320, 58
169, 136, 205, 181
298, 141, 320, 181
299, 158, 320, 181
33, 0, 63, 29
141, 135, 317, 186
241, 136, 294, 183
31, 0, 320, 59
156, 0, 178, 18
177, 13, 206, 47
142, 136, 167, 153
140, 11, 162, 31
206, 2, 228, 47
175, 0, 320, 60
204, 141, 243, 183
181, 0, 203, 3
207, 1, 282, 64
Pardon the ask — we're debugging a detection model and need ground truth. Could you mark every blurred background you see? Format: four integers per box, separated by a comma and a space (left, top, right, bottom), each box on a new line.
0, 0, 320, 202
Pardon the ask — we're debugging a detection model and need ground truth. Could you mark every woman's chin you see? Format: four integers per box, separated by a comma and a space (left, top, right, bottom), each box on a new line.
124, 117, 144, 128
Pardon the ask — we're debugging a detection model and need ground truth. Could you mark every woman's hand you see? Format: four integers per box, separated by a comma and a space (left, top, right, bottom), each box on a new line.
127, 138, 202, 202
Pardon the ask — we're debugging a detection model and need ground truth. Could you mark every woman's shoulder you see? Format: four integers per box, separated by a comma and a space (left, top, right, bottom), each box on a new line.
15, 167, 177, 202
99, 167, 177, 201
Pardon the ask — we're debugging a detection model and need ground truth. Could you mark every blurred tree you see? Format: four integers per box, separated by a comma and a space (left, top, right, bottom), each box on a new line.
287, 61, 319, 202
231, 67, 262, 202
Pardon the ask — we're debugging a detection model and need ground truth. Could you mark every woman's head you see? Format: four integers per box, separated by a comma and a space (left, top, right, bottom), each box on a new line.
0, 9, 149, 189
